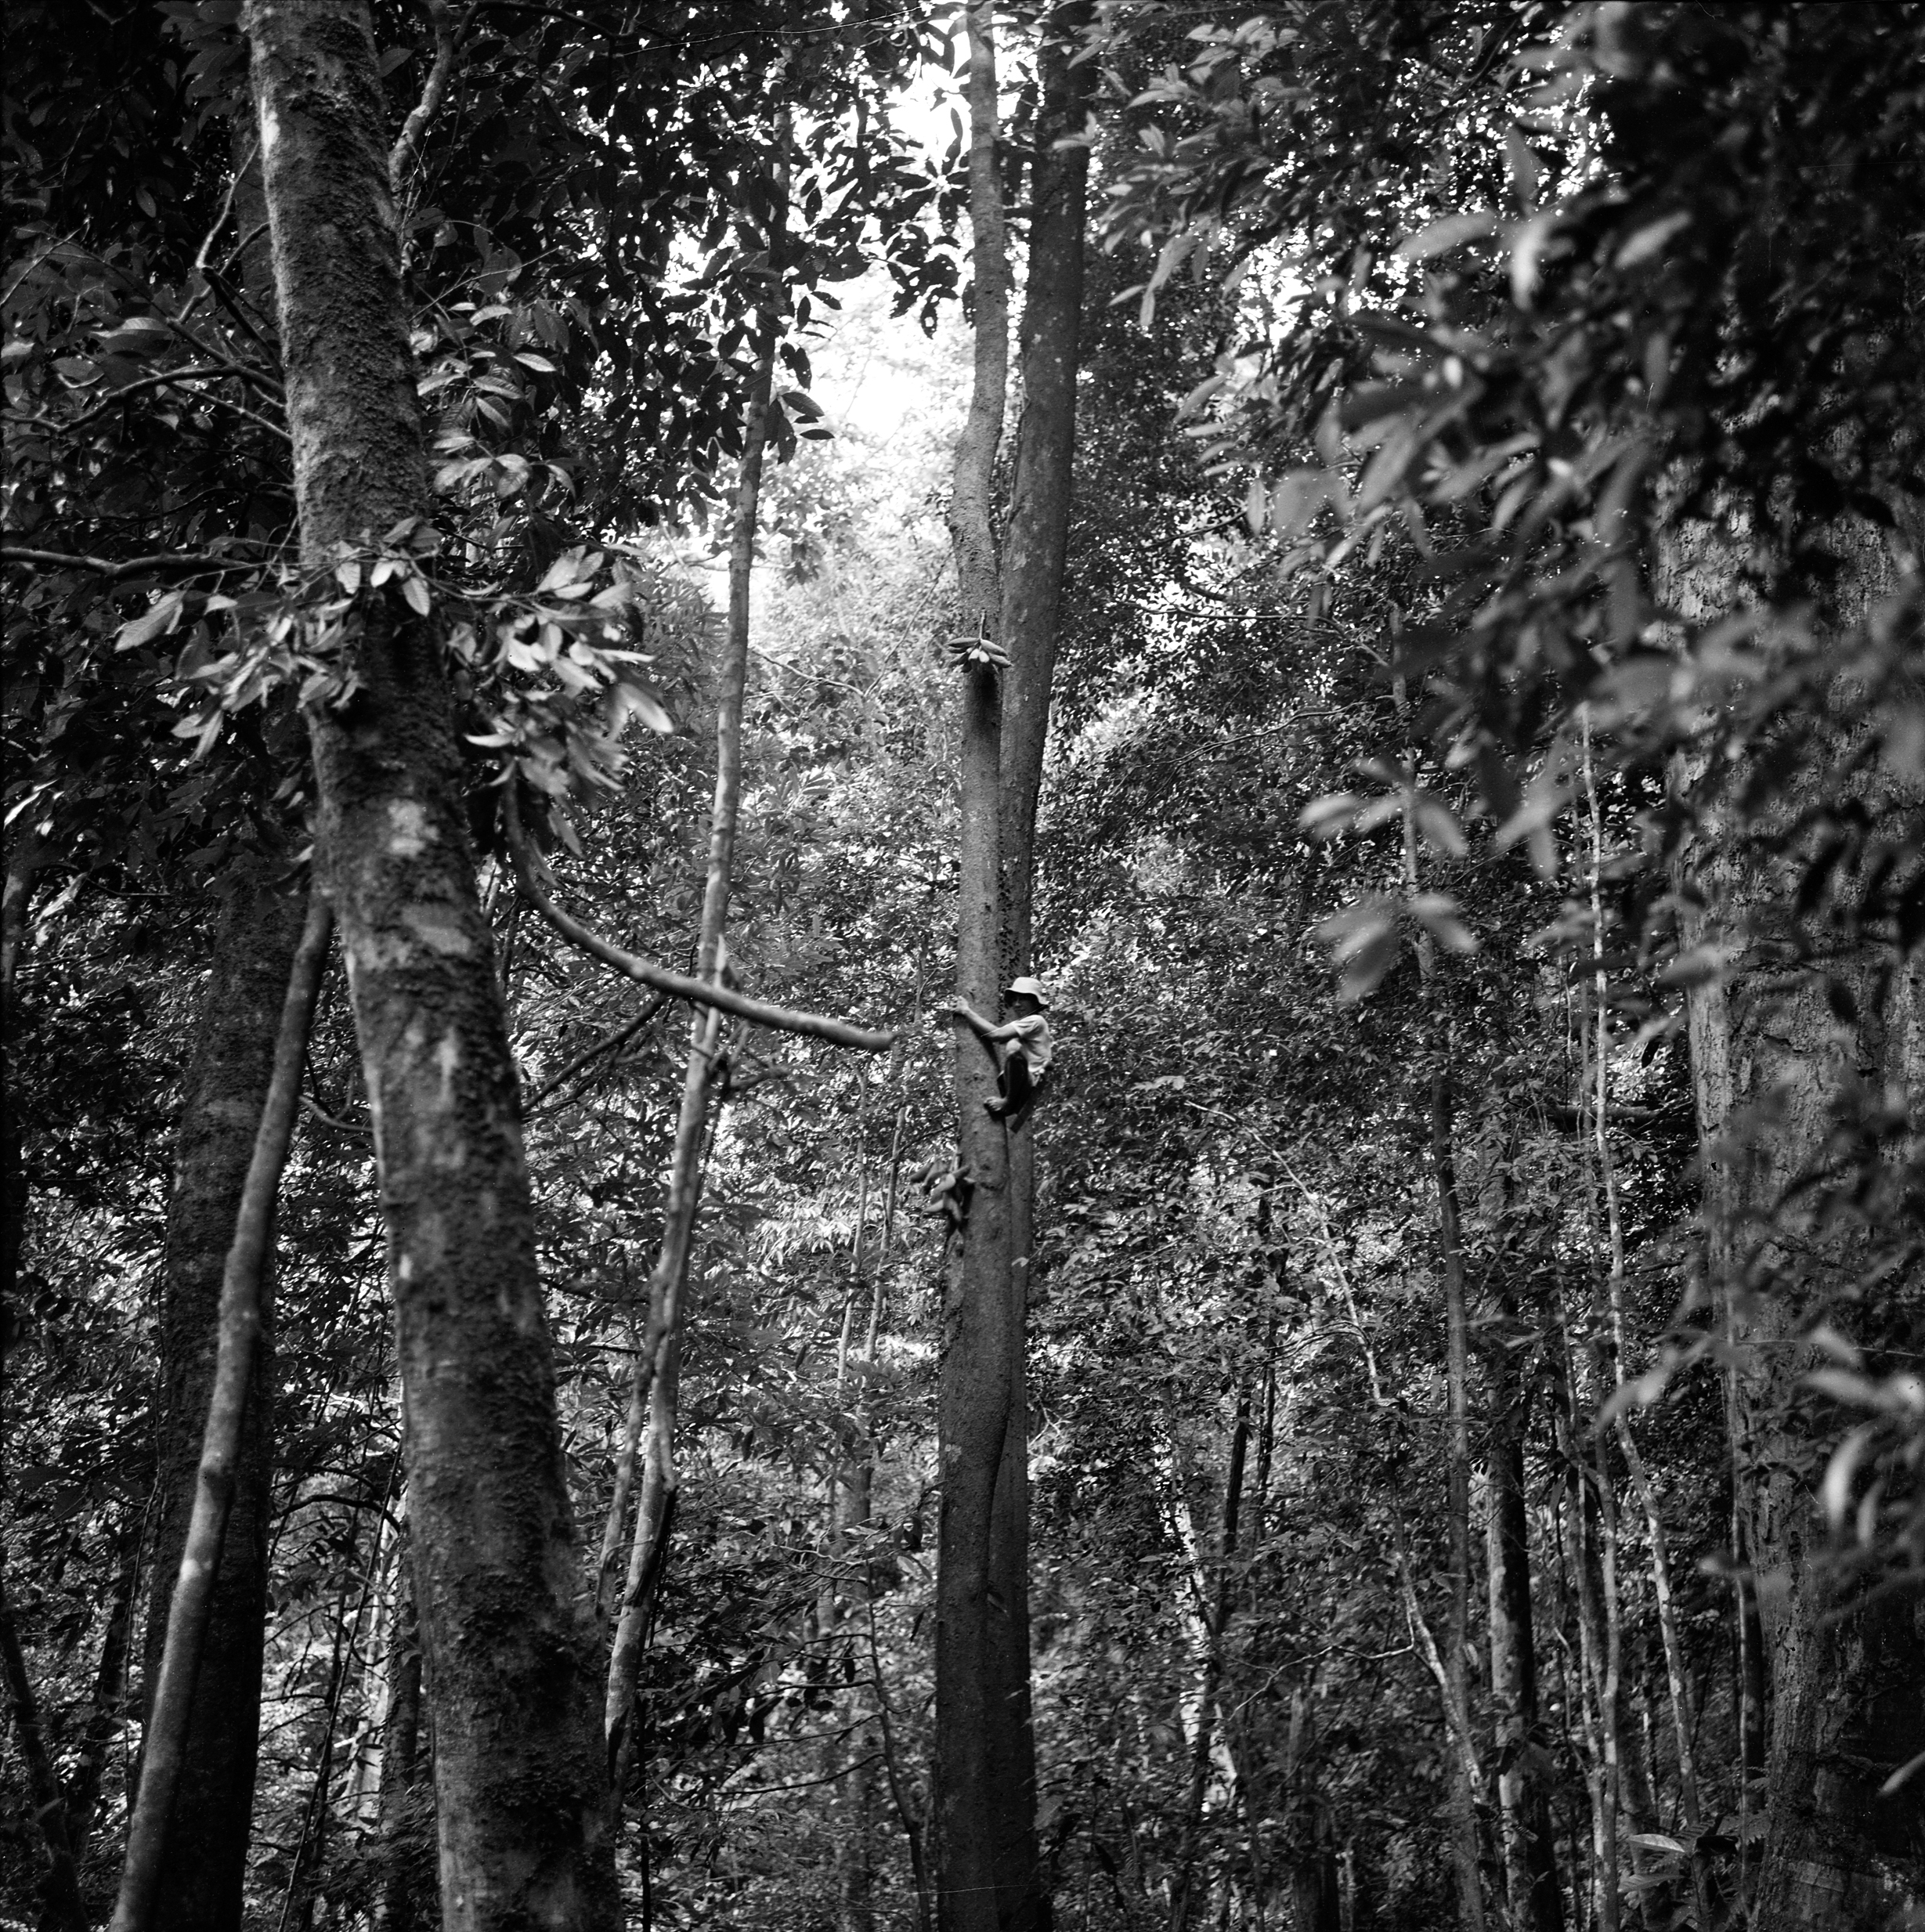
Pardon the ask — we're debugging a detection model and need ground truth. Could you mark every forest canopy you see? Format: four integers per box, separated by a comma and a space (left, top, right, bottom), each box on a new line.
2, 4, 1920, 1930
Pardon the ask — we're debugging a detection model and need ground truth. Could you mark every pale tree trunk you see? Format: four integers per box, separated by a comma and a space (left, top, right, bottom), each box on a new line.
936, 7, 1024, 1931
1168, 1385, 1249, 1932
243, 3, 619, 1923
824, 1128, 878, 1932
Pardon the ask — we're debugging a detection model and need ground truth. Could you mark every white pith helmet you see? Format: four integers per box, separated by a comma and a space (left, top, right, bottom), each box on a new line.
1004, 975, 1050, 1006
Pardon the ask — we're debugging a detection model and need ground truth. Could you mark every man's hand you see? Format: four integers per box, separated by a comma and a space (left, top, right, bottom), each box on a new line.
947, 995, 993, 1036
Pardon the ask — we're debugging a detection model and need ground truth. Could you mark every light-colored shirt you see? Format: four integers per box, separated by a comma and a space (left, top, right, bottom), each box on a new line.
1001, 1013, 1053, 1080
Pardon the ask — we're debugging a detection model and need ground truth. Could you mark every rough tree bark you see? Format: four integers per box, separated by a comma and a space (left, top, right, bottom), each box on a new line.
242, 3, 620, 1923
986, 9, 1090, 1930
937, 6, 1023, 1927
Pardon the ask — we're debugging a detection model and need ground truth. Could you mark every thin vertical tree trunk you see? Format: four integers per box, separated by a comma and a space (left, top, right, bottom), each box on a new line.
1431, 1074, 1488, 1932
1581, 725, 1712, 1930
1, 824, 49, 1398
602, 113, 789, 1829
1169, 1385, 1250, 1932
1402, 753, 1486, 1932
1554, 1295, 1620, 1932
824, 1120, 877, 1932
1486, 1327, 1563, 1932
241, 5, 620, 1923
68, 1537, 140, 1862
113, 890, 331, 1932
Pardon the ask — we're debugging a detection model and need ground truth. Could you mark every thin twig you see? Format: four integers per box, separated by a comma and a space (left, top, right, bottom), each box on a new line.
0, 546, 269, 581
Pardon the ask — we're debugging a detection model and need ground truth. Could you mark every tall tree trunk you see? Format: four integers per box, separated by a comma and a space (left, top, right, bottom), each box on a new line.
937, 8, 1023, 1928
987, 10, 1089, 1931
134, 855, 306, 1932
242, 4, 619, 1923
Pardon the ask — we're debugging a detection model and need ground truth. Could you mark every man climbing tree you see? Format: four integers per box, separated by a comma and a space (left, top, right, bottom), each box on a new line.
950, 976, 1053, 1126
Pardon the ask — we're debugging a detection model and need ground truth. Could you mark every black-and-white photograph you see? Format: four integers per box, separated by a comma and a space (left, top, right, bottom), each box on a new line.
3, 5, 1920, 1927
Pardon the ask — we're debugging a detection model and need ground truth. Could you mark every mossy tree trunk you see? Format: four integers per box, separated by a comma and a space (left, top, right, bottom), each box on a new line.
243, 2, 619, 1923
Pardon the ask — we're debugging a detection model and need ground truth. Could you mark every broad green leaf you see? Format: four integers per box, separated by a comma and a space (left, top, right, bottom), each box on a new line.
116, 592, 186, 652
